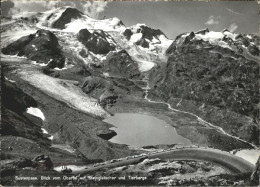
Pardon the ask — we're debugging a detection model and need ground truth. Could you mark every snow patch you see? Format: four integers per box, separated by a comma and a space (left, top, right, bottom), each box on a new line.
51, 144, 76, 153
32, 44, 37, 51
223, 30, 238, 41
130, 33, 143, 43
31, 61, 47, 67
41, 128, 53, 140
54, 165, 87, 172
246, 35, 252, 39
4, 76, 16, 83
196, 31, 224, 42
47, 59, 53, 63
195, 31, 232, 49
41, 128, 48, 134
26, 107, 45, 121
137, 59, 155, 72
103, 72, 109, 77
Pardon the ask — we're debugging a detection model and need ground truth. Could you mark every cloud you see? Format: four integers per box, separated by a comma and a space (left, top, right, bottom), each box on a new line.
4, 1, 107, 19
81, 1, 107, 19
205, 15, 220, 25
9, 1, 57, 15
228, 23, 238, 32
225, 7, 244, 15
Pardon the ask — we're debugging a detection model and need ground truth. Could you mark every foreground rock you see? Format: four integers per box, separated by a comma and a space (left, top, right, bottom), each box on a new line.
0, 158, 33, 178
1, 29, 65, 68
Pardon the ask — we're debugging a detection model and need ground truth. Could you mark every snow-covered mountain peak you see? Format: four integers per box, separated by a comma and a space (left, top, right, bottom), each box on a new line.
9, 7, 126, 34
122, 23, 172, 56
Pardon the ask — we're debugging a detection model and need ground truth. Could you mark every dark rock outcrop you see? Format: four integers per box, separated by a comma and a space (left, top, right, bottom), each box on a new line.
248, 44, 260, 56
1, 29, 65, 68
32, 155, 53, 169
99, 89, 118, 106
136, 25, 166, 41
82, 76, 108, 94
123, 29, 133, 40
196, 28, 210, 35
41, 66, 60, 77
235, 34, 250, 47
78, 29, 92, 41
1, 72, 50, 145
73, 65, 91, 77
81, 76, 119, 106
97, 129, 117, 140
61, 167, 72, 173
136, 38, 150, 48
2, 79, 37, 114
123, 24, 167, 48
52, 8, 83, 29
102, 50, 140, 79
77, 29, 116, 54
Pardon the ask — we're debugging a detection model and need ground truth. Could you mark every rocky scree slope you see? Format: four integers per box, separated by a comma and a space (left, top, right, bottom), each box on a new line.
151, 29, 260, 145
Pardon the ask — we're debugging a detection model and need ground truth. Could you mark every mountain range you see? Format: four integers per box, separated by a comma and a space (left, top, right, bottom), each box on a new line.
1, 6, 259, 186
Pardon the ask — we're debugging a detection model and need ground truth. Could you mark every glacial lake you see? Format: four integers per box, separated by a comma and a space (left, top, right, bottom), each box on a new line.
104, 113, 191, 147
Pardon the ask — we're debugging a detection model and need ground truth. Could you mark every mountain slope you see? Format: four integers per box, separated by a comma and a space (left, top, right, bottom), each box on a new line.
1, 7, 259, 186
151, 29, 260, 145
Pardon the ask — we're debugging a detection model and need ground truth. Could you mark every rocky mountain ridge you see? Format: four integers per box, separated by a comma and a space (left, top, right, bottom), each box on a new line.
151, 29, 260, 145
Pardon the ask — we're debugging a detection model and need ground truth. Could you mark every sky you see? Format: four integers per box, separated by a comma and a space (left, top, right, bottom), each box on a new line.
102, 1, 259, 39
1, 1, 259, 39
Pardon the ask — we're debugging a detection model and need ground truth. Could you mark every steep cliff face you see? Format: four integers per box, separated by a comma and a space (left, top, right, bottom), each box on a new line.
152, 30, 260, 144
